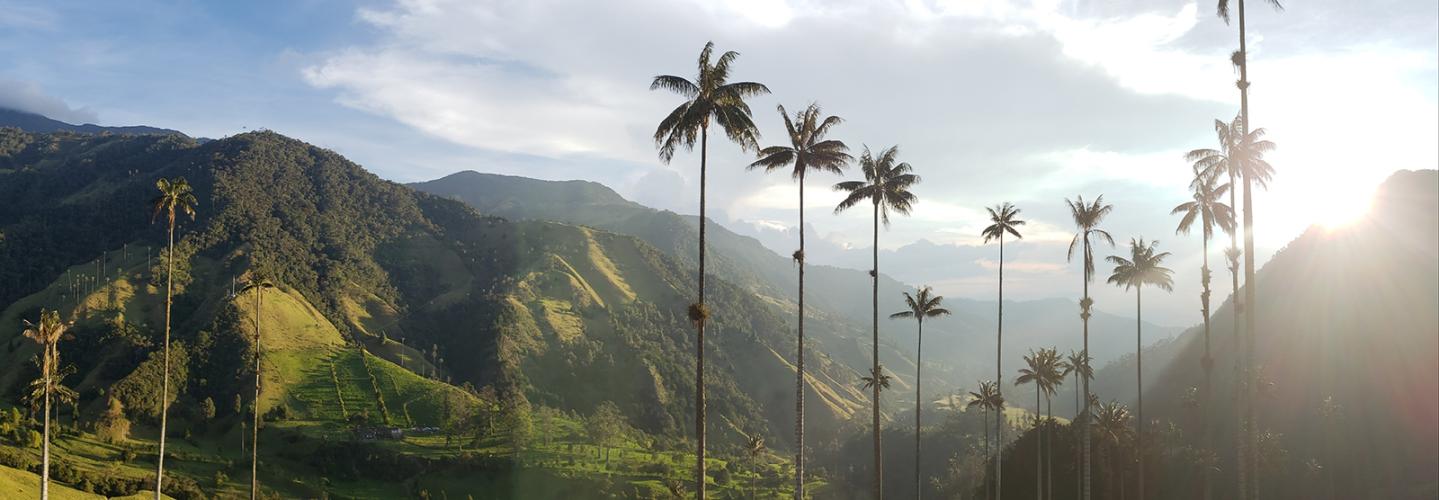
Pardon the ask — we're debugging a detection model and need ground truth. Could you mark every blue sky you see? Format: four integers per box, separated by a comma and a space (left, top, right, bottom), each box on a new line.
3, 0, 1435, 326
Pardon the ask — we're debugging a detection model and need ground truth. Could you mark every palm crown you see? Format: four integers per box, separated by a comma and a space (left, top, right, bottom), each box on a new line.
1215, 0, 1284, 23
651, 41, 771, 163
1172, 169, 1235, 241
833, 145, 919, 225
1016, 348, 1063, 397
982, 202, 1025, 243
889, 286, 951, 322
749, 103, 851, 179
1066, 195, 1116, 283
1061, 350, 1094, 384
860, 366, 892, 392
150, 177, 198, 224
1106, 238, 1175, 292
1185, 116, 1276, 190
967, 380, 1005, 413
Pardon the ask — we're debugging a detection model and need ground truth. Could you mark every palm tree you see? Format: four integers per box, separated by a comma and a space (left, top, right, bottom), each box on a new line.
241, 277, 274, 500
651, 41, 769, 499
148, 176, 196, 499
23, 309, 70, 500
1094, 401, 1133, 500
889, 286, 950, 499
968, 380, 1004, 500
1016, 349, 1060, 500
1187, 116, 1275, 499
1037, 348, 1064, 500
1065, 195, 1114, 500
835, 145, 920, 500
1106, 238, 1175, 500
1172, 166, 1235, 500
749, 102, 850, 497
982, 202, 1024, 499
1061, 350, 1093, 500
745, 434, 766, 500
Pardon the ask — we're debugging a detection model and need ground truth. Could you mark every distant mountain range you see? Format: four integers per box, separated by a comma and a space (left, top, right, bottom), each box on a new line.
0, 107, 188, 137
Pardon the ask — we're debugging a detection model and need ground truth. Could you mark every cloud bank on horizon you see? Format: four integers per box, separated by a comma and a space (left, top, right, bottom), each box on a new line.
1, 0, 1435, 325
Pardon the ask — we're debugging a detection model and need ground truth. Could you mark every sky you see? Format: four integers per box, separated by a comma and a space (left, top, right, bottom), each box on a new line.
2, 0, 1435, 327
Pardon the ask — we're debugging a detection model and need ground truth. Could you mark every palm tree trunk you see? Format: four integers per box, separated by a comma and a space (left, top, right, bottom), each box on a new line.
872, 200, 882, 500
251, 287, 262, 500
1228, 168, 1246, 500
1045, 395, 1052, 500
1200, 237, 1214, 500
984, 410, 992, 500
915, 319, 923, 500
156, 215, 175, 500
1074, 376, 1081, 500
1082, 239, 1093, 500
697, 124, 709, 500
1034, 388, 1041, 500
996, 234, 1005, 500
1136, 286, 1144, 500
40, 343, 51, 500
1235, 0, 1258, 496
796, 170, 806, 500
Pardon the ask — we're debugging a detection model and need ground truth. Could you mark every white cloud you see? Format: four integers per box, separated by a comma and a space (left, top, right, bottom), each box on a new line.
0, 79, 98, 124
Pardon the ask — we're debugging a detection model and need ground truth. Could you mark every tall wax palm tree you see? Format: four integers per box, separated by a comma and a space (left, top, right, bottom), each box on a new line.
1107, 238, 1175, 500
1065, 195, 1114, 500
982, 202, 1024, 500
149, 177, 196, 499
651, 41, 769, 499
746, 435, 765, 500
1038, 349, 1064, 500
1172, 166, 1235, 500
835, 145, 919, 500
1016, 349, 1060, 500
889, 286, 950, 500
1095, 401, 1133, 500
968, 380, 1004, 500
1188, 117, 1275, 499
23, 309, 70, 500
1061, 350, 1093, 500
749, 102, 851, 498
241, 277, 274, 500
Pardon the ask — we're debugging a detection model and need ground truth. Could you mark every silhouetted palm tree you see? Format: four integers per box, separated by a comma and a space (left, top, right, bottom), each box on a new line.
1107, 238, 1175, 500
890, 286, 950, 499
1172, 166, 1235, 500
968, 380, 1004, 500
1095, 401, 1133, 500
1017, 349, 1060, 500
1038, 348, 1064, 500
23, 309, 71, 500
241, 277, 274, 500
982, 202, 1024, 499
148, 176, 196, 499
745, 434, 765, 500
1065, 195, 1113, 500
1061, 350, 1093, 500
749, 102, 850, 498
835, 145, 920, 500
651, 41, 769, 499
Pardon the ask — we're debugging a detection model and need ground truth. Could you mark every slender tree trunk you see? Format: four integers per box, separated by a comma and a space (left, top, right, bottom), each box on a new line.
1200, 237, 1214, 500
1035, 388, 1041, 500
155, 215, 175, 500
1082, 238, 1093, 500
996, 234, 1005, 500
796, 170, 806, 499
984, 410, 992, 500
40, 343, 51, 500
915, 319, 923, 500
1045, 394, 1052, 500
872, 200, 882, 500
1074, 375, 1081, 500
1235, 0, 1259, 496
1228, 168, 1246, 500
1136, 287, 1144, 500
252, 287, 263, 500
696, 124, 709, 500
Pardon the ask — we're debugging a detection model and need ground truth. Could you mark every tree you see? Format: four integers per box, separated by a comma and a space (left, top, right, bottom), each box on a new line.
587, 401, 627, 469
745, 434, 766, 499
749, 102, 851, 498
888, 285, 950, 499
1106, 238, 1175, 500
1064, 195, 1114, 500
967, 380, 1004, 500
200, 397, 217, 422
1060, 350, 1093, 500
651, 41, 769, 500
148, 176, 196, 500
1016, 349, 1060, 500
1172, 165, 1235, 500
22, 309, 71, 500
1094, 401, 1133, 500
981, 201, 1024, 500
240, 276, 274, 500
96, 397, 131, 444
835, 145, 920, 500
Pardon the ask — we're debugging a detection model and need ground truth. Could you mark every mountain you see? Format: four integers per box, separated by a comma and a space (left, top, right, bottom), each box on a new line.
1091, 169, 1439, 498
0, 107, 187, 137
413, 171, 1184, 403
